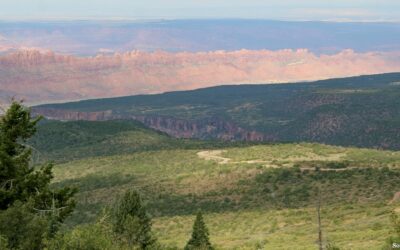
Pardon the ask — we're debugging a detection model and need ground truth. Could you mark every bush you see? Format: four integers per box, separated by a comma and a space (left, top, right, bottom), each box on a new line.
0, 235, 8, 249
47, 222, 116, 250
326, 242, 340, 250
0, 202, 48, 250
326, 161, 349, 169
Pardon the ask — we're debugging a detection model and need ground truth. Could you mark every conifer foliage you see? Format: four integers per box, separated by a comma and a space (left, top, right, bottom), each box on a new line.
112, 189, 156, 249
185, 211, 213, 250
0, 101, 76, 249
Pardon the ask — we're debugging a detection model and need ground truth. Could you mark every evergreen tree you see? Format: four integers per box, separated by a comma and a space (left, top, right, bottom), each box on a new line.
185, 211, 213, 250
112, 189, 156, 249
0, 101, 40, 209
0, 101, 76, 247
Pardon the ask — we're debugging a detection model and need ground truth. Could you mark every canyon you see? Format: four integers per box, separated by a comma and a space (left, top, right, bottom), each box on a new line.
32, 107, 268, 141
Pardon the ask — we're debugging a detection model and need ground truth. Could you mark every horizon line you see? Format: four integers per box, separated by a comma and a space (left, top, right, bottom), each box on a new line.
0, 17, 400, 24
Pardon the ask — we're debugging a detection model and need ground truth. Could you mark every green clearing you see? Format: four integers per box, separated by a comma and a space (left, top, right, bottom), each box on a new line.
51, 142, 400, 249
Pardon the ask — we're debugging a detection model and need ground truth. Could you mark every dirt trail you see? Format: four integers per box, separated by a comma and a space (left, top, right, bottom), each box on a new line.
197, 150, 269, 165
197, 150, 231, 164
299, 167, 358, 172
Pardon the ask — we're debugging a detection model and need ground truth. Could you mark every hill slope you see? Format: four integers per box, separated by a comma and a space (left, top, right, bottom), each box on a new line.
34, 73, 400, 150
29, 119, 244, 163
26, 89, 400, 249
52, 142, 400, 249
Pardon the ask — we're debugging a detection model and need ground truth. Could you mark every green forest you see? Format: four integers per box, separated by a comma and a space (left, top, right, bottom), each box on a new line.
35, 73, 400, 150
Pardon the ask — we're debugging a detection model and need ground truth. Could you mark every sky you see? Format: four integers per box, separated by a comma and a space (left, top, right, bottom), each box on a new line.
1, 0, 400, 22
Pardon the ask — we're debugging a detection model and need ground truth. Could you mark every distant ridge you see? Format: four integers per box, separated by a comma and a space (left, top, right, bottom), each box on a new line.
33, 72, 400, 150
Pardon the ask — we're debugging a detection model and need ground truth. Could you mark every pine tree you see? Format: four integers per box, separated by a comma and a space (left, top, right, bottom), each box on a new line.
112, 189, 156, 249
0, 101, 76, 247
0, 101, 40, 209
185, 211, 213, 250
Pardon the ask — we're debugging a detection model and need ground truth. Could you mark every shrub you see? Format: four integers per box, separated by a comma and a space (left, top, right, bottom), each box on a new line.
0, 202, 48, 250
47, 222, 116, 250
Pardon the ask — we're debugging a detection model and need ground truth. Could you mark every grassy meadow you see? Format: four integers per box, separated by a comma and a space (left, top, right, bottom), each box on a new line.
49, 142, 400, 249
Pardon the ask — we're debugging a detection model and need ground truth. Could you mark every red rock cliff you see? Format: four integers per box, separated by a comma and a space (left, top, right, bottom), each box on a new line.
32, 107, 268, 141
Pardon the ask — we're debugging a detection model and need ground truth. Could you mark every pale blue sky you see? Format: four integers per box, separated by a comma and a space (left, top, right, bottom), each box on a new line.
1, 0, 400, 21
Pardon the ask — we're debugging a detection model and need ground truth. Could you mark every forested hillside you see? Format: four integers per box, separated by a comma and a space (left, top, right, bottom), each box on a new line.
28, 119, 256, 163
33, 73, 400, 150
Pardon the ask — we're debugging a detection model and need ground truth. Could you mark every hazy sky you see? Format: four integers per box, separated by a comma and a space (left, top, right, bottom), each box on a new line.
1, 0, 400, 21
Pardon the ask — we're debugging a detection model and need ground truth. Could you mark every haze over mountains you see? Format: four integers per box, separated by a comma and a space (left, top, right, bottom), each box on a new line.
1, 20, 400, 55
1, 20, 400, 104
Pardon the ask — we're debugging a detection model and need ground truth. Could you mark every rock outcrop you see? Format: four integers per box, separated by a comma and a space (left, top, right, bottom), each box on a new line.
32, 107, 269, 141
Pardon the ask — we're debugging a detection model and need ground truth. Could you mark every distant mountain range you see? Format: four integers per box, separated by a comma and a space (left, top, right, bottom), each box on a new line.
1, 48, 399, 105
33, 73, 400, 150
2, 19, 400, 105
